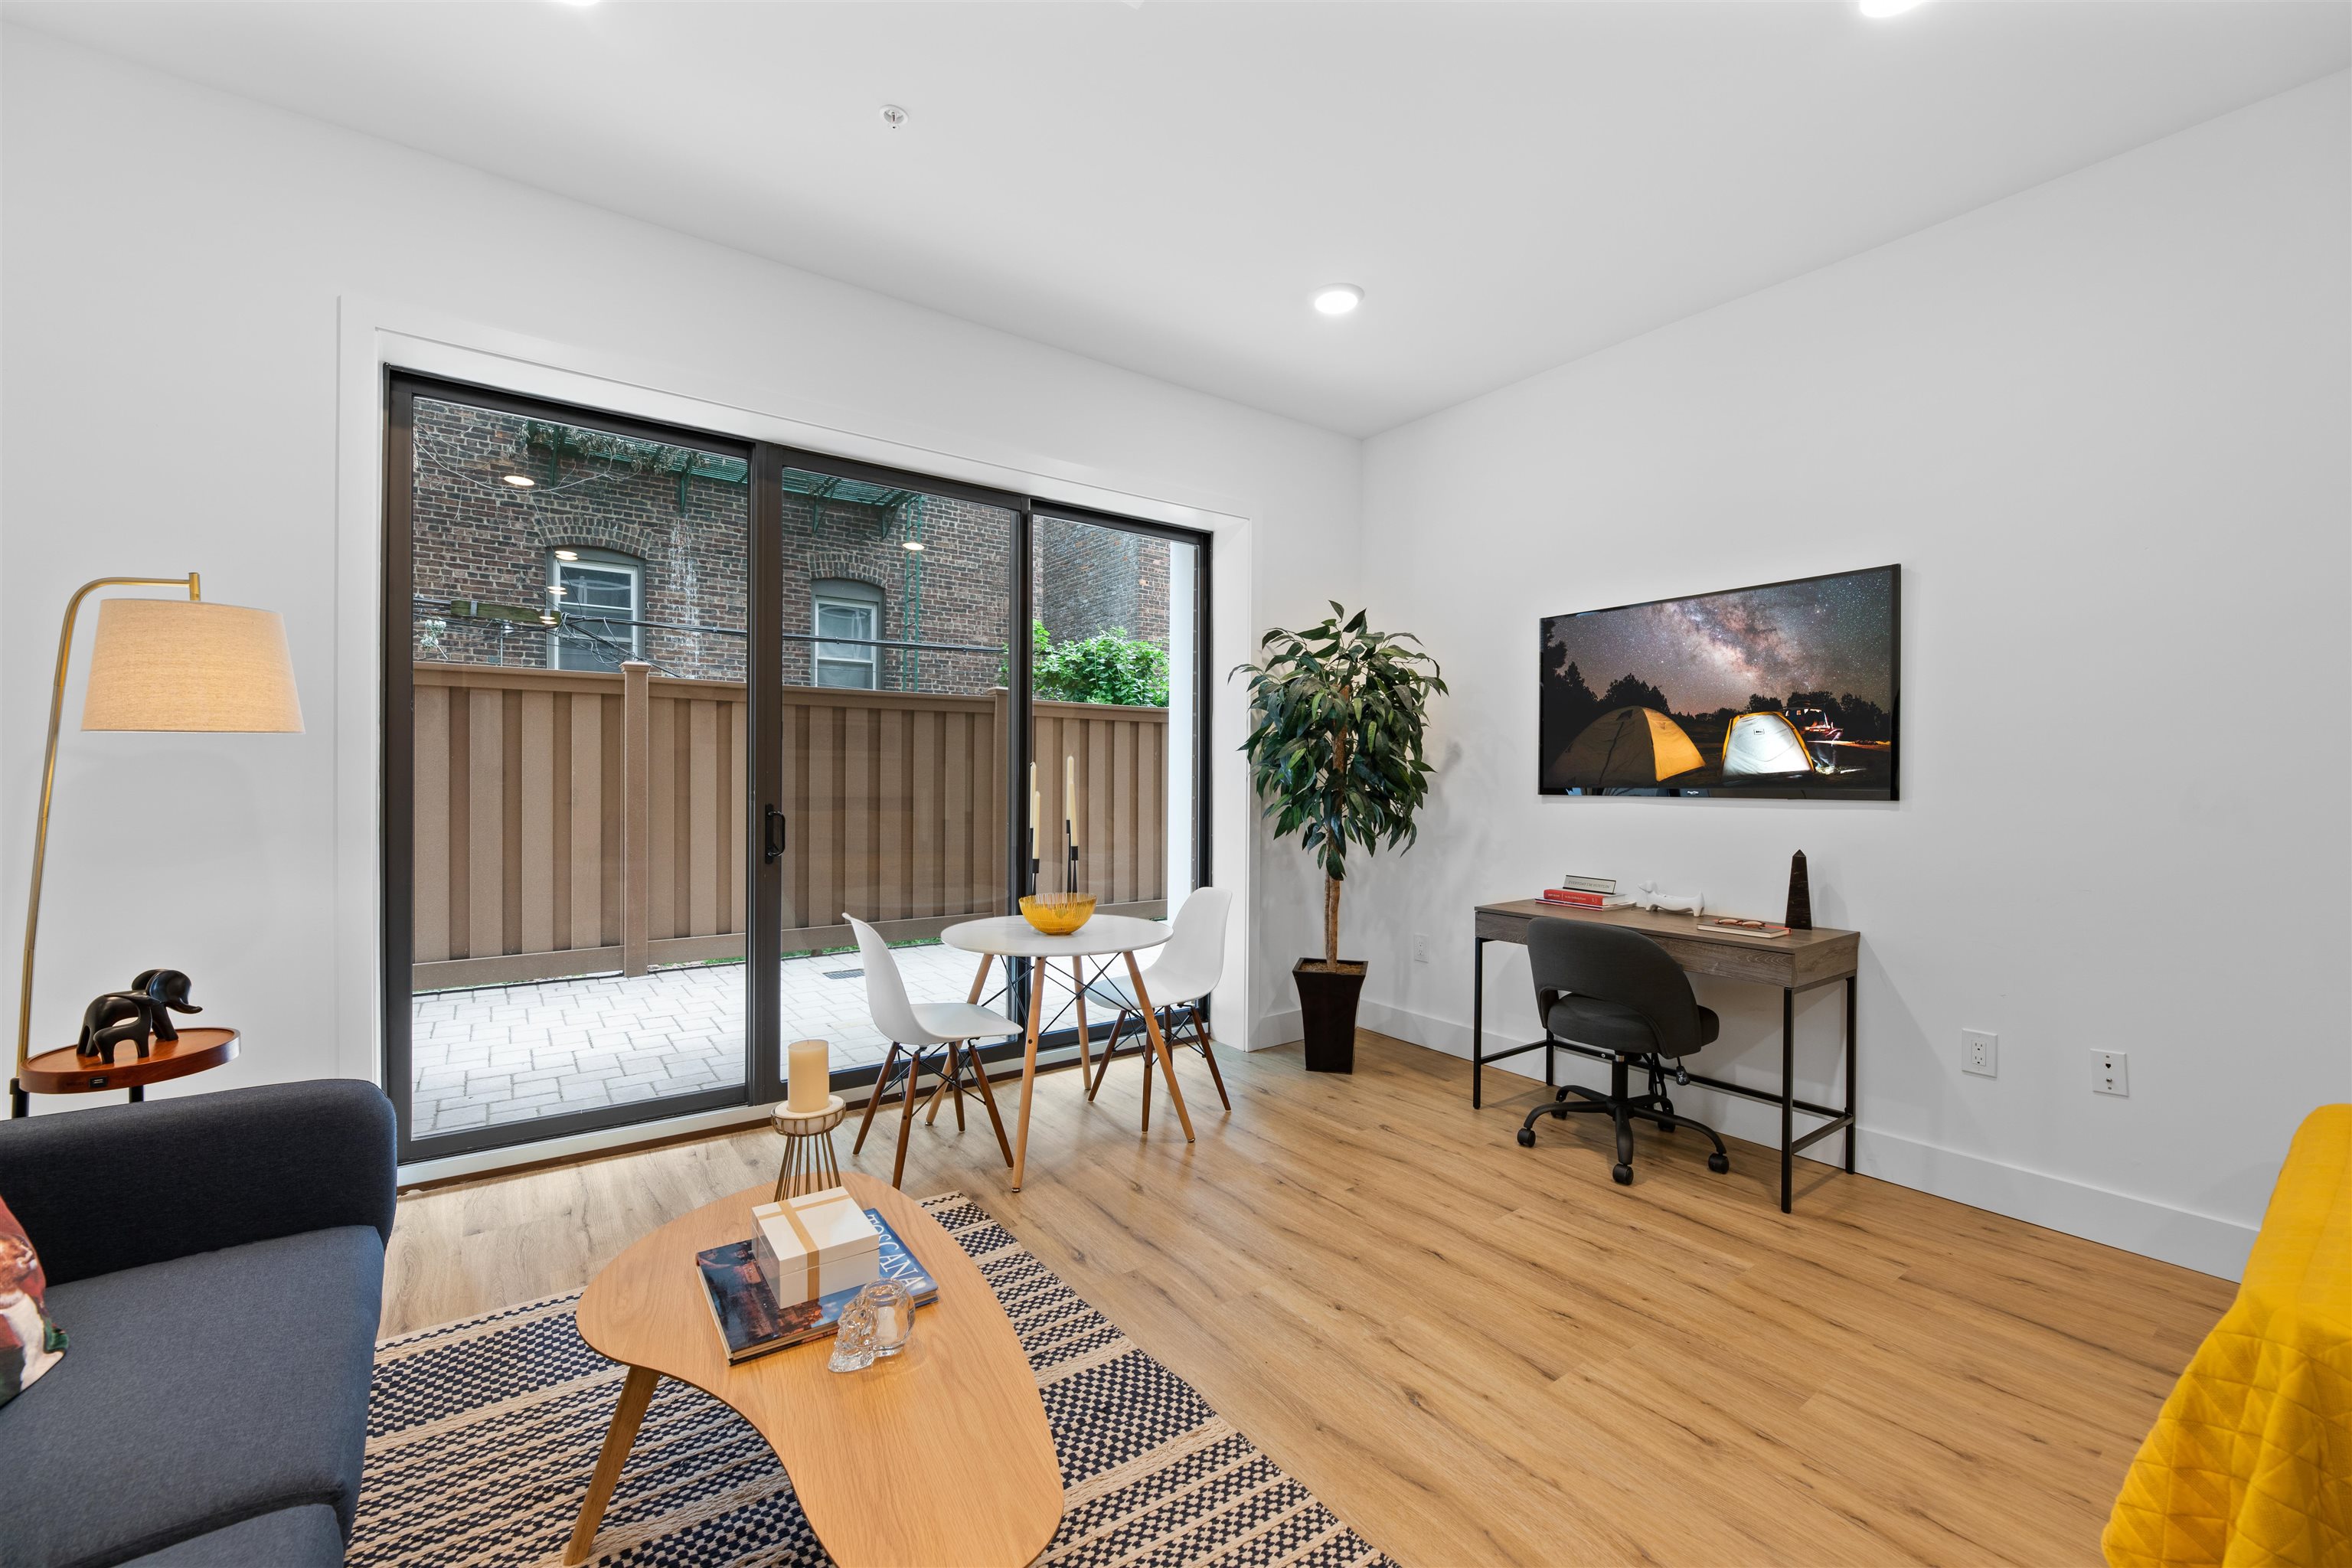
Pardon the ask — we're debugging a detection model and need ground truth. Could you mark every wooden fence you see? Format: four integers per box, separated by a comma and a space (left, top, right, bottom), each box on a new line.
411, 663, 1169, 990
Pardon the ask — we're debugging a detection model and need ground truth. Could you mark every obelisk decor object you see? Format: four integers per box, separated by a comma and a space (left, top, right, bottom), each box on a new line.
1785, 851, 1814, 932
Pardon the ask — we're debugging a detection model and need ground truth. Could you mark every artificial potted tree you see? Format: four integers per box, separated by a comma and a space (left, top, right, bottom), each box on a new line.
1239, 604, 1446, 1073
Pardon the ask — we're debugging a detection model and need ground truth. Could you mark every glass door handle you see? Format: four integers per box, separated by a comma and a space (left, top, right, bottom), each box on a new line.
765, 805, 786, 863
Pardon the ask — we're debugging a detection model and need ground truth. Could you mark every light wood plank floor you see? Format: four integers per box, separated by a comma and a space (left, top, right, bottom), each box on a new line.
383, 1031, 2233, 1567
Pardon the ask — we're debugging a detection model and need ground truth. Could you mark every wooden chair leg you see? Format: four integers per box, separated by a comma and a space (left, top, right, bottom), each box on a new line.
1185, 1005, 1232, 1111
892, 1046, 926, 1190
853, 1043, 900, 1156
962, 1043, 1014, 1168
1088, 1010, 1130, 1101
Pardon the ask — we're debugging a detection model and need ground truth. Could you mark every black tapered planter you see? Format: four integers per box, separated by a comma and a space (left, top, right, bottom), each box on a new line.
1293, 959, 1367, 1073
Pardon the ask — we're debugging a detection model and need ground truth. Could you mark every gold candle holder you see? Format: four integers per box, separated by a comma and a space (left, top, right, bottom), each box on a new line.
770, 1094, 846, 1201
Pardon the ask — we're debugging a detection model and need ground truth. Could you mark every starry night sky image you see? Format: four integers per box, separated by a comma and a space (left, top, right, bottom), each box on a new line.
1540, 566, 1899, 799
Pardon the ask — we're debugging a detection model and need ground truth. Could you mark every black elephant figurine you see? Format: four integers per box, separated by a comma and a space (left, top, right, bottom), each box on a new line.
129, 969, 202, 1043
77, 992, 154, 1063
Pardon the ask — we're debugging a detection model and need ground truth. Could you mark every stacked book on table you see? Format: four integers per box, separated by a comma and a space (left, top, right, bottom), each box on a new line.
1541, 874, 1635, 910
695, 1185, 939, 1364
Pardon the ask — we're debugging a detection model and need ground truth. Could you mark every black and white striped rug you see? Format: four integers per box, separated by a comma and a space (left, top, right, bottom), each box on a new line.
354, 1194, 1395, 1568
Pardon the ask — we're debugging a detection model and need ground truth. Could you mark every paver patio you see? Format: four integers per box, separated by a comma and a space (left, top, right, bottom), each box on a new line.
407, 942, 1008, 1138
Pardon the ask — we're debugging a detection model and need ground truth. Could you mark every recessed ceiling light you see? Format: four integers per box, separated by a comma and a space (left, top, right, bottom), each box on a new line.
1858, 0, 1926, 16
554, 548, 580, 560
880, 105, 909, 131
502, 473, 536, 488
1312, 284, 1364, 317
902, 539, 925, 551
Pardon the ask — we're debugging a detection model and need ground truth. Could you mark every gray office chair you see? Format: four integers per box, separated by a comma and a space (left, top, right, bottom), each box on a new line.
1515, 919, 1733, 1186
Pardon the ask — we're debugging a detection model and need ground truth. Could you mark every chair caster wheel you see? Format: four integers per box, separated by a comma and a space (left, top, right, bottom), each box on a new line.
1516, 1127, 1536, 1148
1707, 1153, 1730, 1174
1612, 1163, 1633, 1186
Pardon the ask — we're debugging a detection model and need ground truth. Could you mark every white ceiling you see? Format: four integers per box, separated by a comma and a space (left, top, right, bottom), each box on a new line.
8, 2, 2346, 436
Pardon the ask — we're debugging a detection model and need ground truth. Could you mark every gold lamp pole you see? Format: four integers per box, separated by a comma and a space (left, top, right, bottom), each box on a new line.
12, 574, 304, 1116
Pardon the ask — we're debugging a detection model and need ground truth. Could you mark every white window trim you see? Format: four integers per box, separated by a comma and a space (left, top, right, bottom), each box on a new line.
812, 580, 882, 689
547, 549, 644, 670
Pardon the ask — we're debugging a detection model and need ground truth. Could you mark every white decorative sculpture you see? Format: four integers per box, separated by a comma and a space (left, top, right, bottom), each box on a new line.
1632, 881, 1704, 915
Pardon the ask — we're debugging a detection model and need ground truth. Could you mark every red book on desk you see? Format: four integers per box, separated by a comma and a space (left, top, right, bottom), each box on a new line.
1541, 888, 1608, 908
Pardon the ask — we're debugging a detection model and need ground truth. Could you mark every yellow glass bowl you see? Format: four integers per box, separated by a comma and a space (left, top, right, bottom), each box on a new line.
1019, 894, 1096, 935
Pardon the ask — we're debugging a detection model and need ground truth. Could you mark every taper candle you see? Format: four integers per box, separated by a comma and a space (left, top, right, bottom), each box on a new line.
1065, 755, 1076, 835
787, 1038, 829, 1112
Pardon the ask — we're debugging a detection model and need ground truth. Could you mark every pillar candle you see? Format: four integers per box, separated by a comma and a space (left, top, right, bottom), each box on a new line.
787, 1038, 830, 1112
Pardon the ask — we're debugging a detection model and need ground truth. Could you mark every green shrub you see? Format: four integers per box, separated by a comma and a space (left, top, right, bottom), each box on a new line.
1029, 621, 1170, 707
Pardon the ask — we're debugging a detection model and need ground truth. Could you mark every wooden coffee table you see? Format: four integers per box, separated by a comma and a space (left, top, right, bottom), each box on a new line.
566, 1172, 1062, 1568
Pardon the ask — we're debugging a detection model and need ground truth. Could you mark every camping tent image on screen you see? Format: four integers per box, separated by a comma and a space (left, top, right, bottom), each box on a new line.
1539, 565, 1900, 800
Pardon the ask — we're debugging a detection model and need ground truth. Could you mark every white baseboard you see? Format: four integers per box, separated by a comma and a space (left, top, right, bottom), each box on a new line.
1253, 1008, 1302, 1050
1356, 998, 2256, 1282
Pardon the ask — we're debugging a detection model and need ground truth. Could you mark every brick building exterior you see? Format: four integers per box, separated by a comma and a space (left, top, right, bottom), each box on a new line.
409, 399, 1171, 695
1034, 518, 1169, 649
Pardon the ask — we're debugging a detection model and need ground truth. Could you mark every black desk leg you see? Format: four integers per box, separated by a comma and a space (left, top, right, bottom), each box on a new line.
1844, 975, 1857, 1174
1779, 986, 1795, 1214
1472, 936, 1485, 1109
129, 1085, 144, 1104
8, 1077, 23, 1119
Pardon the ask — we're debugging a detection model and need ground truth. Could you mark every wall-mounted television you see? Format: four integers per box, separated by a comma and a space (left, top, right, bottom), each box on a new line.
1540, 564, 1900, 800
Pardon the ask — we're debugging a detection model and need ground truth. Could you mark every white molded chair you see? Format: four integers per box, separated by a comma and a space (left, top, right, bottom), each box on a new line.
844, 916, 1019, 1187
1085, 887, 1234, 1128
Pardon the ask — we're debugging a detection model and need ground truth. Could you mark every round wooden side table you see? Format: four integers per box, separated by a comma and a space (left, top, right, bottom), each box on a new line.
770, 1095, 847, 1200
12, 1026, 240, 1116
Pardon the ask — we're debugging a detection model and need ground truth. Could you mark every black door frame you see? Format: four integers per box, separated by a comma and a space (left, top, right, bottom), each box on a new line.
383, 370, 1214, 1165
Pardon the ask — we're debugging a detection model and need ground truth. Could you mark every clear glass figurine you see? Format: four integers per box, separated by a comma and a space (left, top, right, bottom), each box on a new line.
857, 1278, 915, 1358
828, 1297, 878, 1374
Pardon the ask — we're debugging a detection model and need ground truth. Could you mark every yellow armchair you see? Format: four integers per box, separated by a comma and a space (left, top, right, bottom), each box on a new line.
2104, 1105, 2352, 1568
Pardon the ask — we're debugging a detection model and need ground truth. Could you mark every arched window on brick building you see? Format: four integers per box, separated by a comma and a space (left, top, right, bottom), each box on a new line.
812, 577, 884, 688
547, 546, 644, 671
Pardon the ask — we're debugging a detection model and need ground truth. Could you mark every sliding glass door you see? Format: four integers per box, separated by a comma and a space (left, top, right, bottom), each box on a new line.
387, 379, 756, 1158
767, 462, 1020, 1098
384, 374, 1210, 1163
1024, 509, 1210, 1053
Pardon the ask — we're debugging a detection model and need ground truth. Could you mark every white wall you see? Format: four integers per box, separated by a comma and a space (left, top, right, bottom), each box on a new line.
1353, 73, 2351, 1279
8, 28, 2341, 1275
0, 28, 1352, 1128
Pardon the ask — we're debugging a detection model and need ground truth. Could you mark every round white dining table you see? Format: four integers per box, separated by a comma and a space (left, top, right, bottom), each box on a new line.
941, 914, 1181, 1191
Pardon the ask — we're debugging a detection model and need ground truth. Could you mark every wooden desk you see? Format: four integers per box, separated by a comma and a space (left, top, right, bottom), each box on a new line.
1472, 900, 1859, 1213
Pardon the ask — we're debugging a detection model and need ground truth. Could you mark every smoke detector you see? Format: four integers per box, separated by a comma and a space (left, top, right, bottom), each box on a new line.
880, 105, 909, 131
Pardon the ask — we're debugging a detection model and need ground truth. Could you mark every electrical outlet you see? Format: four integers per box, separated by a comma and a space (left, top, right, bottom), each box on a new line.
1412, 933, 1430, 964
2094, 1050, 2130, 1096
1962, 1029, 1998, 1077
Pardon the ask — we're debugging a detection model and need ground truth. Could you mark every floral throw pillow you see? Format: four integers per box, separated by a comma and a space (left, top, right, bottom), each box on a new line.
0, 1194, 66, 1407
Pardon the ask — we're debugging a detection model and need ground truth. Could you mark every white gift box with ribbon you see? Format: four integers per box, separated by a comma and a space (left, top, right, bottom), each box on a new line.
751, 1186, 882, 1307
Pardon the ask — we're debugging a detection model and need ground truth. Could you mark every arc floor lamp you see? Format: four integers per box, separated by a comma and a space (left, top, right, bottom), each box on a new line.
11, 574, 304, 1116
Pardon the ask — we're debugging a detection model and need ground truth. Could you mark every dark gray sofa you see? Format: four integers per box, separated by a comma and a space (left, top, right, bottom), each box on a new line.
0, 1080, 396, 1567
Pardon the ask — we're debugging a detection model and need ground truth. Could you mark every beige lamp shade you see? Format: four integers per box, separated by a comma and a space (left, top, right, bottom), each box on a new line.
80, 599, 304, 733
